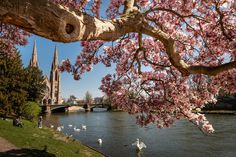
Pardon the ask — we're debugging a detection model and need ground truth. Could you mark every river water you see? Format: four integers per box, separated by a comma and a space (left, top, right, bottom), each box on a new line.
45, 112, 236, 157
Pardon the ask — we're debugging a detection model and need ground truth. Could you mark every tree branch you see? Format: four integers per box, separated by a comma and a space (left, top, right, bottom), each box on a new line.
188, 61, 236, 76
145, 7, 208, 22
0, 0, 136, 42
124, 0, 135, 14
215, 3, 233, 41
142, 24, 236, 76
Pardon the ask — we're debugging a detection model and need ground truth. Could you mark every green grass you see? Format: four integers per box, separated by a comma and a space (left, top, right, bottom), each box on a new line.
0, 119, 104, 157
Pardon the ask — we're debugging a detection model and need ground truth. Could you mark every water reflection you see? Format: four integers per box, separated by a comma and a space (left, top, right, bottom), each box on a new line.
137, 151, 146, 157
44, 113, 60, 127
45, 112, 236, 157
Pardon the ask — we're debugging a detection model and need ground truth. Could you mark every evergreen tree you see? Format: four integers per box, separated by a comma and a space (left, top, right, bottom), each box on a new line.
0, 49, 27, 117
25, 66, 46, 103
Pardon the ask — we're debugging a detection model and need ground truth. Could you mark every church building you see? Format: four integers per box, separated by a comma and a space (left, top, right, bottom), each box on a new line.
29, 40, 61, 105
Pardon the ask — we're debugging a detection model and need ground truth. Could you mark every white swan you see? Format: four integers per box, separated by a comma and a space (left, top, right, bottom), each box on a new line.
73, 127, 80, 132
82, 125, 87, 130
50, 125, 54, 128
97, 138, 102, 145
132, 138, 147, 151
56, 126, 62, 132
68, 124, 73, 127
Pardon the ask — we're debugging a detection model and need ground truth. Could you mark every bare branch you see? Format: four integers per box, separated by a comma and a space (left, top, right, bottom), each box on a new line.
215, 4, 233, 41
145, 7, 208, 22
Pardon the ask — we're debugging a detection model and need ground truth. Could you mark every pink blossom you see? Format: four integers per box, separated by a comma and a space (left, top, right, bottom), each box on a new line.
202, 123, 215, 134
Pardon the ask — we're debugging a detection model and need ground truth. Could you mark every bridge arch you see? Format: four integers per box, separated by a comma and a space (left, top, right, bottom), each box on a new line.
48, 99, 52, 105
42, 99, 47, 105
50, 105, 68, 113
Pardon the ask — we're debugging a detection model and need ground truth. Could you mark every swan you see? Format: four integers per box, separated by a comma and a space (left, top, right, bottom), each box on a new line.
73, 127, 80, 132
60, 125, 64, 129
132, 138, 147, 151
56, 126, 62, 132
50, 125, 54, 128
68, 124, 73, 127
82, 125, 87, 130
97, 138, 102, 145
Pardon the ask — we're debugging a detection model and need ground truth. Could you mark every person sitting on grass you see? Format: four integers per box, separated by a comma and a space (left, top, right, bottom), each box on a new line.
38, 116, 43, 128
13, 116, 23, 128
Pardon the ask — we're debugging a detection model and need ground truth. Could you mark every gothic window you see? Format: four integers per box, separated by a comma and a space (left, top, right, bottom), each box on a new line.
43, 99, 47, 105
48, 99, 52, 104
55, 71, 58, 81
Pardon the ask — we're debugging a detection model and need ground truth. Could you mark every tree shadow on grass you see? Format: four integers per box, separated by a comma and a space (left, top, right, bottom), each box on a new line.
0, 147, 56, 157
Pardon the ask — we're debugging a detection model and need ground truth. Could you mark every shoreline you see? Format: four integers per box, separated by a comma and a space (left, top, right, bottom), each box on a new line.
0, 119, 105, 157
46, 125, 110, 157
192, 110, 236, 115
80, 142, 110, 157
43, 121, 110, 157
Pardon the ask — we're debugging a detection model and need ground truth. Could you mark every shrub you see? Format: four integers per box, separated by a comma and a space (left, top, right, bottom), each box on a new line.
22, 101, 41, 121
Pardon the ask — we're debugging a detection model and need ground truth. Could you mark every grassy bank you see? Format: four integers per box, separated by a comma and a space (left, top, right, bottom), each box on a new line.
0, 119, 104, 157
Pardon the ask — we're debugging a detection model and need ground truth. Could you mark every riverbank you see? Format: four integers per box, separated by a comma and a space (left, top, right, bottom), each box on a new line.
200, 110, 236, 114
192, 110, 236, 115
0, 119, 105, 157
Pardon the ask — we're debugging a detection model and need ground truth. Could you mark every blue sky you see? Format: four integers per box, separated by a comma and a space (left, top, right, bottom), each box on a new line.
17, 0, 115, 100
17, 35, 115, 99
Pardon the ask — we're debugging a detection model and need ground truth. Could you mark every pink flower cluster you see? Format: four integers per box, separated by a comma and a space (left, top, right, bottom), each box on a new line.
60, 59, 72, 73
60, 40, 103, 80
136, 0, 150, 7
106, 0, 125, 19
0, 24, 30, 56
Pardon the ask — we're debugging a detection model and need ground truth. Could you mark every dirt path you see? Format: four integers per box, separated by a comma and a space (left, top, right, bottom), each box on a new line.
0, 136, 18, 152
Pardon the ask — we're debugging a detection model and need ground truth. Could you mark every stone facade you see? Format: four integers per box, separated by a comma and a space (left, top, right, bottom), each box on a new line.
29, 40, 61, 105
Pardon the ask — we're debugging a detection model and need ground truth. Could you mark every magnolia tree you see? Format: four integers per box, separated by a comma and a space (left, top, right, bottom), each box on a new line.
0, 0, 235, 134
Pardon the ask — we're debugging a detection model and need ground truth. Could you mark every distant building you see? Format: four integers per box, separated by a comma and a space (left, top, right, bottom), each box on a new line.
77, 100, 85, 104
29, 40, 61, 105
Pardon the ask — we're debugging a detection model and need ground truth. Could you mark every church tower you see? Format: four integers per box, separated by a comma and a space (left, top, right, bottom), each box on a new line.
50, 46, 60, 105
29, 40, 39, 67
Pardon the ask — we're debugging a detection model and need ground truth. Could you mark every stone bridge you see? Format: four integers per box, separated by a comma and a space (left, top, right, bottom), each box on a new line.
40, 104, 69, 113
40, 103, 110, 113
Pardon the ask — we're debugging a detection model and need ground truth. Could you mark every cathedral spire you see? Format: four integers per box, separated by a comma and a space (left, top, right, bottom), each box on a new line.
50, 45, 60, 105
52, 46, 58, 67
29, 40, 39, 67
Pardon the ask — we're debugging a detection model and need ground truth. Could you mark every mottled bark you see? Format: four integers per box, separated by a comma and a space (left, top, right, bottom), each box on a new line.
0, 0, 136, 42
